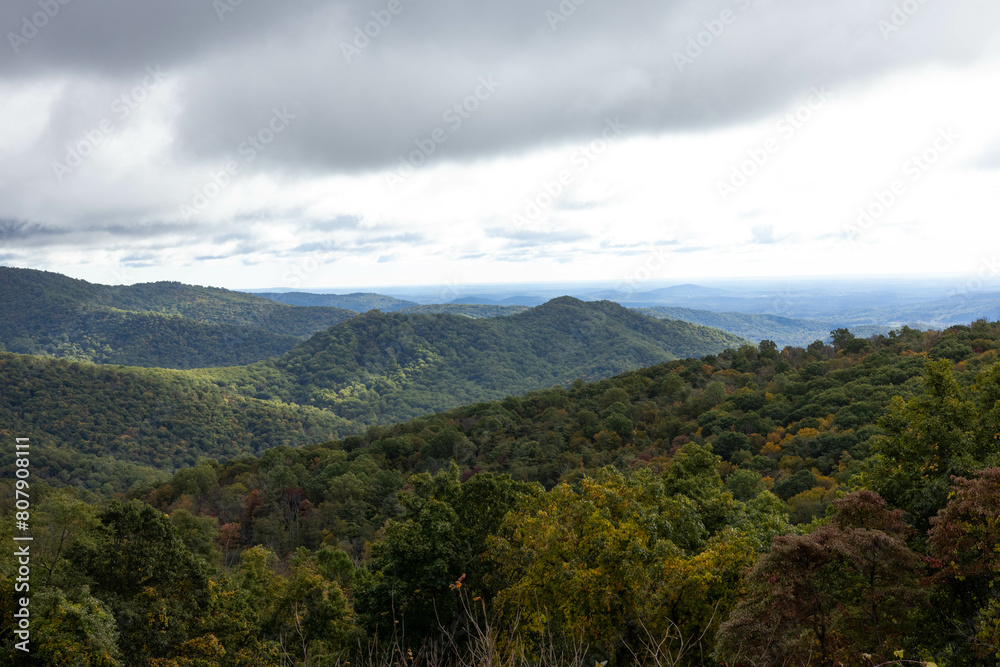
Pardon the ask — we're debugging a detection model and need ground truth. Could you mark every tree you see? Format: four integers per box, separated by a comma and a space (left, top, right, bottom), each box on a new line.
830, 328, 855, 352
859, 359, 1000, 533
488, 466, 774, 663
356, 466, 538, 640
928, 468, 1000, 661
268, 548, 354, 665
726, 468, 764, 502
716, 491, 925, 666
68, 500, 212, 665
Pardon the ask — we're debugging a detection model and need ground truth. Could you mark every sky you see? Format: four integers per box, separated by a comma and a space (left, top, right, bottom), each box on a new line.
1, 0, 999, 291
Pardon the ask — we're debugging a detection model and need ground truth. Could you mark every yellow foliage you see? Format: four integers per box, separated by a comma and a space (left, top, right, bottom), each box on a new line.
760, 442, 782, 456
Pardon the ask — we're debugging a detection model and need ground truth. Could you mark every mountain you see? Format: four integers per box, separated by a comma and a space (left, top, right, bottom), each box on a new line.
204, 297, 748, 425
3, 318, 998, 664
0, 351, 350, 493
633, 306, 911, 348
0, 297, 744, 490
0, 267, 356, 368
252, 291, 417, 312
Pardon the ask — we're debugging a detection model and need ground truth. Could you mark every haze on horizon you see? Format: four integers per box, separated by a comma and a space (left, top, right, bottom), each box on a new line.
1, 0, 999, 291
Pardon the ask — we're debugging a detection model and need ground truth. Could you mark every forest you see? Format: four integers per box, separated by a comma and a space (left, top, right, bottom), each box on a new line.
3, 319, 1000, 665
0, 296, 746, 493
0, 267, 356, 368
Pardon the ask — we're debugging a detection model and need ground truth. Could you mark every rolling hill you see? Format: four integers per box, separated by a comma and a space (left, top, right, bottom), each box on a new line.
0, 267, 356, 368
204, 297, 748, 424
0, 297, 745, 490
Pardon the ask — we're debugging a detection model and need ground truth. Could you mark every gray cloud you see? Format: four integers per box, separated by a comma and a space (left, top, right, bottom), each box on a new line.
4, 0, 997, 176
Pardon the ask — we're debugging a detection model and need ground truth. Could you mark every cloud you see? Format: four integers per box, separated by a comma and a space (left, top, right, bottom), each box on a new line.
5, 0, 999, 176
2, 0, 999, 287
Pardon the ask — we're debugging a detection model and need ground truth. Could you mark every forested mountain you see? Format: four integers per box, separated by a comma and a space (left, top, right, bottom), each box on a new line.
0, 297, 744, 491
205, 297, 747, 424
635, 305, 905, 348
254, 293, 532, 317
5, 320, 1000, 665
252, 291, 417, 311
0, 267, 356, 367
0, 352, 351, 492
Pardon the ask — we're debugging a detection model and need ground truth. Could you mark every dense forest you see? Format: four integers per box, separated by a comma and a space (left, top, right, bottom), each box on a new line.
3, 319, 1000, 664
0, 298, 746, 492
207, 298, 747, 422
0, 268, 356, 368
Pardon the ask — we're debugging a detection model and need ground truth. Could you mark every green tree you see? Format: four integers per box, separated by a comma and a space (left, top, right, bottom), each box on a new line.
68, 500, 212, 665
859, 358, 1000, 532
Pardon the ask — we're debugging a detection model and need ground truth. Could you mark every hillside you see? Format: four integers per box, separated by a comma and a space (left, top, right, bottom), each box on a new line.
0, 352, 351, 492
138, 320, 1000, 558
634, 305, 903, 348
0, 267, 356, 367
206, 297, 748, 424
0, 298, 744, 491
8, 319, 995, 664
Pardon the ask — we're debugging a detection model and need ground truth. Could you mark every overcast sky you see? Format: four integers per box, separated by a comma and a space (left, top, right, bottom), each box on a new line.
1, 0, 999, 290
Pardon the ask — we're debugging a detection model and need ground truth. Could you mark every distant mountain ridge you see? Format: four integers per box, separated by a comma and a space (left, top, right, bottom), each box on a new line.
253, 291, 417, 311
0, 267, 356, 368
633, 306, 918, 348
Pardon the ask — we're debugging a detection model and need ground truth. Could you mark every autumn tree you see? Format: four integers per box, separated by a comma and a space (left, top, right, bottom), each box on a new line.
928, 468, 1000, 662
715, 491, 925, 666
